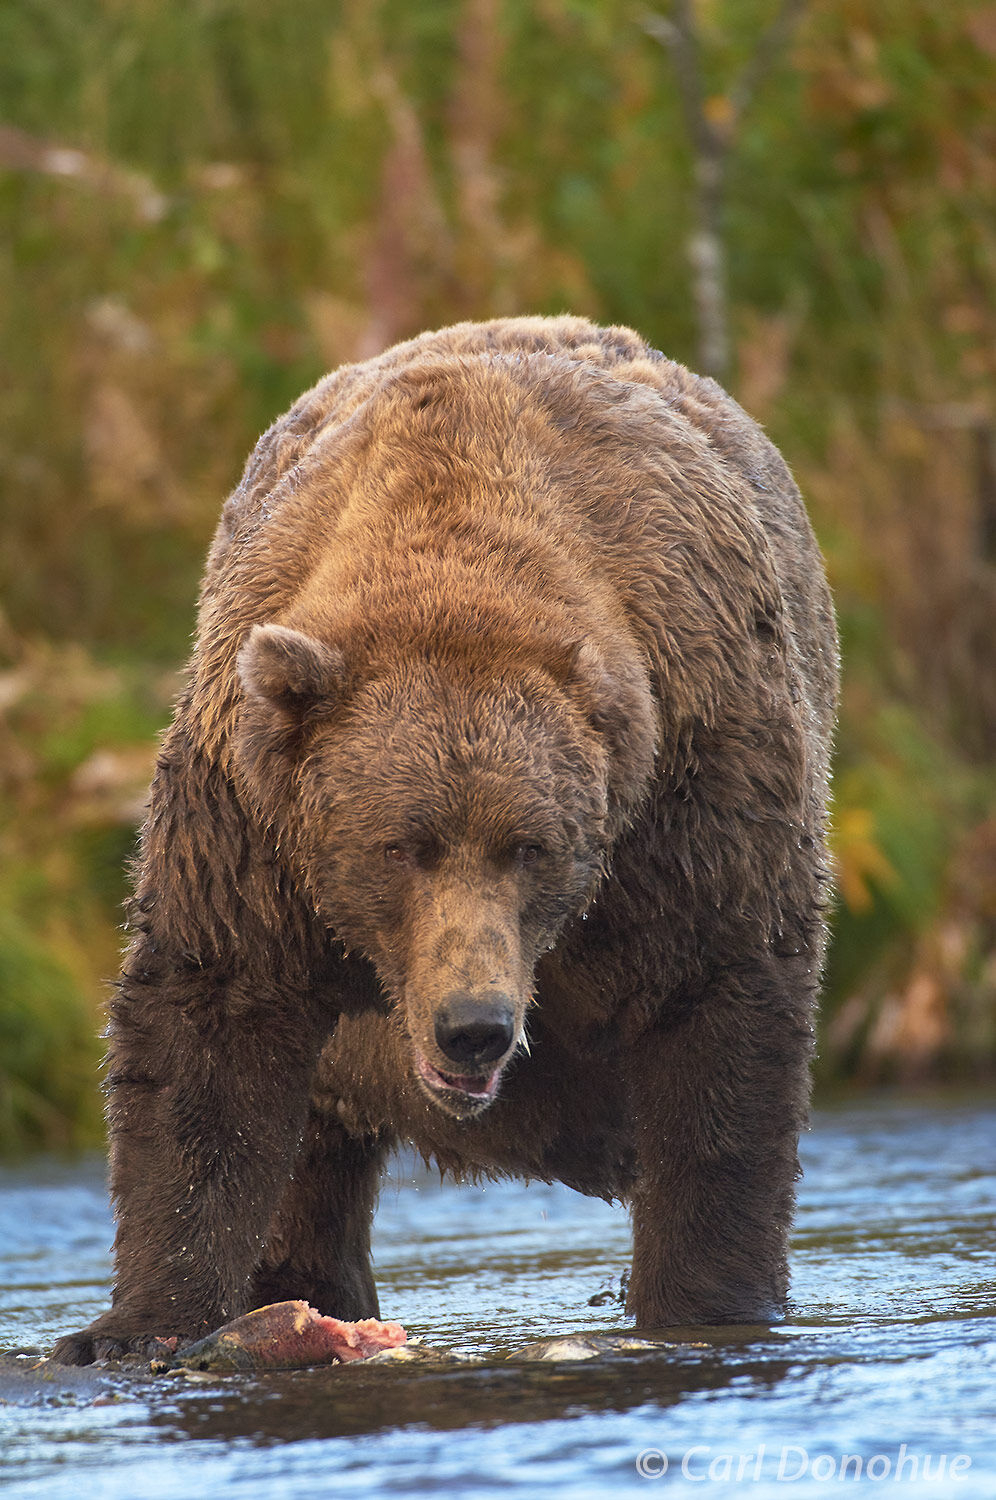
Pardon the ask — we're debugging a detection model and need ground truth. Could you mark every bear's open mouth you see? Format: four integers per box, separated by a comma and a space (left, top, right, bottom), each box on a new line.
414, 1049, 501, 1104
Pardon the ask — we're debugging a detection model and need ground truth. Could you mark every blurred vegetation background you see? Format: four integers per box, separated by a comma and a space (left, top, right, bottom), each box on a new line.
1, 0, 994, 1153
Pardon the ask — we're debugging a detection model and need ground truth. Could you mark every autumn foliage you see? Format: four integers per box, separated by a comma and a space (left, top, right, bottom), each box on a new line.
0, 0, 993, 1147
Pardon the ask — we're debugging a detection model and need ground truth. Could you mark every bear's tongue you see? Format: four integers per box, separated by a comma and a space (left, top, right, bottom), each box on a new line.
416, 1050, 500, 1100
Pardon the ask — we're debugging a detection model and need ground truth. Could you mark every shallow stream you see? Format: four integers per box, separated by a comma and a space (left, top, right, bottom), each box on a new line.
1, 1097, 993, 1498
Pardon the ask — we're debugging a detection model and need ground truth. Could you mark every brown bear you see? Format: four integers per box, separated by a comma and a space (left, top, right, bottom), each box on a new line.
52, 316, 837, 1365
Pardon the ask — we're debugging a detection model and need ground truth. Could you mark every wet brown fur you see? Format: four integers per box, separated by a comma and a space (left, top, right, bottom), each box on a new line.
51, 317, 837, 1365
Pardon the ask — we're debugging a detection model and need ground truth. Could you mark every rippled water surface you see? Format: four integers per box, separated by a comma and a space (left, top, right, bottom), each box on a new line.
1, 1098, 993, 1498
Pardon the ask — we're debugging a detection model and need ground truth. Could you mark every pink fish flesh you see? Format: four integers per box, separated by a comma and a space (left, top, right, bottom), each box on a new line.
167, 1300, 407, 1372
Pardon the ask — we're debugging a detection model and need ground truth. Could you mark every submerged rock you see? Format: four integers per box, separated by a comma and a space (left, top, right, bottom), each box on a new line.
507, 1333, 680, 1362
361, 1340, 484, 1366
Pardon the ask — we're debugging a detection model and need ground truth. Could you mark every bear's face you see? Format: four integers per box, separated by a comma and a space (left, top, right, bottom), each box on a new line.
236, 627, 622, 1118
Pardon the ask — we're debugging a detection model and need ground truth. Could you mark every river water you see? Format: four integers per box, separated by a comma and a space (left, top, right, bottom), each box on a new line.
1, 1097, 993, 1498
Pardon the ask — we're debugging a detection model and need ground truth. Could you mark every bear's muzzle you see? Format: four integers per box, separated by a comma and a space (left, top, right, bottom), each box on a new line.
433, 992, 515, 1068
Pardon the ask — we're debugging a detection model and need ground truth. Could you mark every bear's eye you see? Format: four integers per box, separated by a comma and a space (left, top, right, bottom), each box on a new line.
516, 843, 545, 866
384, 837, 442, 868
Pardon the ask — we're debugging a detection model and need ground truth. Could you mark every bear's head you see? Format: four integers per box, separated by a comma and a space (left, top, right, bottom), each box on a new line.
234, 622, 654, 1118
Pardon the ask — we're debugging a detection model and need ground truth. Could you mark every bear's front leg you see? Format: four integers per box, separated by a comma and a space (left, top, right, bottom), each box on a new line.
625, 953, 815, 1328
250, 1104, 389, 1319
51, 940, 331, 1365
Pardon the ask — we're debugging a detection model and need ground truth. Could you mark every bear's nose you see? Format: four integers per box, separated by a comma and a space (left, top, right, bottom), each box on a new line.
433, 995, 515, 1069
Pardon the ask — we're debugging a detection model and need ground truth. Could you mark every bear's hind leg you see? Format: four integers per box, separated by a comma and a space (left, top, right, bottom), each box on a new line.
251, 1106, 390, 1320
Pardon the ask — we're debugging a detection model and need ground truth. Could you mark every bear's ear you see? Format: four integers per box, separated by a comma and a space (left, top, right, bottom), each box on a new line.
557, 639, 657, 808
237, 624, 347, 717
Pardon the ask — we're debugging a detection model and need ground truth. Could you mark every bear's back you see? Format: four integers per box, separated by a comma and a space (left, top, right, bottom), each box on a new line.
220, 316, 793, 542
197, 317, 836, 759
